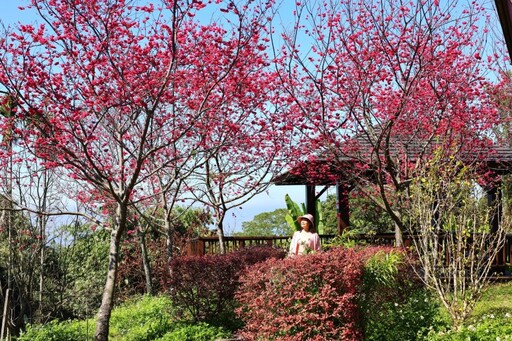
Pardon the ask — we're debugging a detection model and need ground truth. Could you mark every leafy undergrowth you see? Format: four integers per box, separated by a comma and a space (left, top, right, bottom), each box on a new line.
16, 295, 231, 341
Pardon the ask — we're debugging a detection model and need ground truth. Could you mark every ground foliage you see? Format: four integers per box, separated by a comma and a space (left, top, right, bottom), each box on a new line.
13, 248, 512, 340
17, 295, 231, 341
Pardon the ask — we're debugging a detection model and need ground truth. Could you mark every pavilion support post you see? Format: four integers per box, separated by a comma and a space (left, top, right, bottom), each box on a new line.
336, 182, 350, 235
487, 183, 504, 266
305, 185, 316, 217
487, 184, 502, 234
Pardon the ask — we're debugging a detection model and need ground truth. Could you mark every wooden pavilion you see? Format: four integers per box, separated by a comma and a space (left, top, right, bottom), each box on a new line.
272, 145, 512, 236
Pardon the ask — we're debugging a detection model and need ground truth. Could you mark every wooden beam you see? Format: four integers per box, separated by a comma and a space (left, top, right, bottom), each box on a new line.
336, 182, 350, 235
496, 0, 512, 61
305, 185, 316, 217
315, 185, 329, 200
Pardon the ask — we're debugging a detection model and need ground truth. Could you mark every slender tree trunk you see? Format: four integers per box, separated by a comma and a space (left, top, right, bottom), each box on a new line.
5, 140, 16, 336
38, 229, 44, 323
216, 218, 226, 254
158, 183, 174, 267
139, 232, 154, 295
38, 170, 48, 323
165, 218, 173, 265
95, 228, 121, 341
394, 221, 403, 247
95, 204, 127, 341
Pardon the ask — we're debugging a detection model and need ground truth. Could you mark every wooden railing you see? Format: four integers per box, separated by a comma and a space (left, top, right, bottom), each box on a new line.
186, 235, 336, 256
185, 233, 512, 268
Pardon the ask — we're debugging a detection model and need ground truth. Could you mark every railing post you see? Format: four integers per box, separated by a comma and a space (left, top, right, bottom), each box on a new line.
186, 239, 206, 256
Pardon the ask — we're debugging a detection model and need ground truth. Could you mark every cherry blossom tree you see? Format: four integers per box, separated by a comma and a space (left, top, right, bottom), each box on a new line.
0, 92, 70, 334
186, 58, 290, 253
189, 107, 290, 253
273, 0, 509, 328
277, 0, 502, 243
0, 0, 278, 339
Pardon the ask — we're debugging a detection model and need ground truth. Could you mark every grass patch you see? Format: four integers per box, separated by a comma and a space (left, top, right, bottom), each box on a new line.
427, 281, 512, 340
471, 281, 512, 318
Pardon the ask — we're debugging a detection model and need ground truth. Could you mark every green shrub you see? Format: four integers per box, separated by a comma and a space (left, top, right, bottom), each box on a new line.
108, 295, 174, 340
363, 289, 443, 340
156, 322, 230, 341
17, 295, 174, 341
360, 250, 442, 340
17, 319, 93, 341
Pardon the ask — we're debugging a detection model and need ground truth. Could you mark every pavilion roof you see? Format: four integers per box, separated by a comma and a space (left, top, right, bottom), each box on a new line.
273, 142, 512, 186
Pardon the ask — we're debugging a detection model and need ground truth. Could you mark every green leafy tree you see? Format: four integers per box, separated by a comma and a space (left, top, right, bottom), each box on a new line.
54, 222, 109, 319
237, 209, 292, 236
348, 193, 394, 233
320, 195, 338, 234
321, 194, 394, 235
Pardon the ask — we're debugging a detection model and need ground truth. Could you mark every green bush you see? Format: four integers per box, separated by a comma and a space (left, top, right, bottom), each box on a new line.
108, 295, 174, 340
17, 319, 93, 340
156, 322, 230, 341
360, 250, 442, 341
17, 295, 174, 341
363, 290, 443, 340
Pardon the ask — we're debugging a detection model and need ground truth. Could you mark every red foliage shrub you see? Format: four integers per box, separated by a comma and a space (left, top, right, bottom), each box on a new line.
236, 247, 369, 341
167, 246, 286, 325
235, 246, 432, 340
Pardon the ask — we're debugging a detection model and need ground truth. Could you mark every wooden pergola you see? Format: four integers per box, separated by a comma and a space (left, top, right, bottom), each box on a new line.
273, 145, 512, 237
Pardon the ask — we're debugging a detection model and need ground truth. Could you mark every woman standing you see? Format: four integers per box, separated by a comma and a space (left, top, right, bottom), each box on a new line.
289, 214, 321, 256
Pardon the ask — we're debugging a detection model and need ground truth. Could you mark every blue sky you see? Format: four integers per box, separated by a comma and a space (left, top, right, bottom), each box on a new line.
0, 1, 313, 234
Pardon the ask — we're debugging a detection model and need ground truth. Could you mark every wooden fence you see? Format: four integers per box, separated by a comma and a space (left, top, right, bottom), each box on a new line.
186, 233, 512, 268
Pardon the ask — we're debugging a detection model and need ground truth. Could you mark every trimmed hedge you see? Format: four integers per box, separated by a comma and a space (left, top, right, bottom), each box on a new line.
167, 245, 286, 329
235, 246, 440, 340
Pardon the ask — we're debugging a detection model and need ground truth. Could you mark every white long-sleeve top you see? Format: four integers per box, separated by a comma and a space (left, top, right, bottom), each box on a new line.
289, 230, 321, 256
